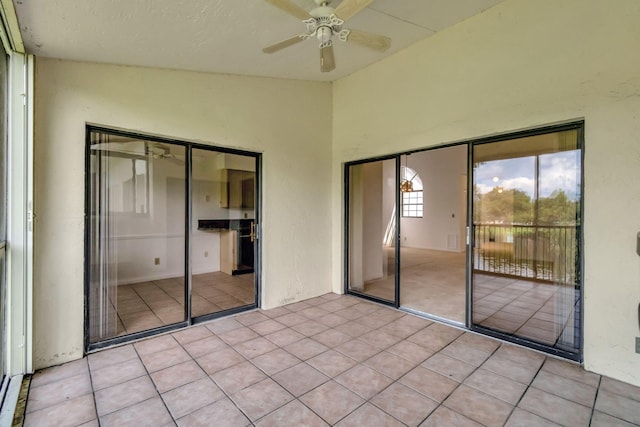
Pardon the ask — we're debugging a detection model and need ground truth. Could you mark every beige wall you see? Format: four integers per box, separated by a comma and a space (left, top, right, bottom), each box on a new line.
34, 59, 333, 369
332, 0, 640, 386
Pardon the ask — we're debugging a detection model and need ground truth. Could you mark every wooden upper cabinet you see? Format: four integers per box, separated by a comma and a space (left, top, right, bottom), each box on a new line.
220, 169, 255, 209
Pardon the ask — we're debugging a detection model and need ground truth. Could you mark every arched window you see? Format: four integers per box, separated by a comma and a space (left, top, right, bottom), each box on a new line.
401, 166, 423, 217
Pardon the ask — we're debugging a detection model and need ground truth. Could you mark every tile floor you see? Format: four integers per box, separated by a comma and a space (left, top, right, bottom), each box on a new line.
94, 272, 255, 339
361, 247, 579, 352
25, 293, 640, 427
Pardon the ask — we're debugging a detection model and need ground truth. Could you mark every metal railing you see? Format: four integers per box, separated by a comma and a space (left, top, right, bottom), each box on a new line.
473, 223, 579, 284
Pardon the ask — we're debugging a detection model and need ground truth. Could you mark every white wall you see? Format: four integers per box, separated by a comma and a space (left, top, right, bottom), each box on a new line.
34, 59, 333, 369
332, 0, 640, 386
399, 146, 467, 251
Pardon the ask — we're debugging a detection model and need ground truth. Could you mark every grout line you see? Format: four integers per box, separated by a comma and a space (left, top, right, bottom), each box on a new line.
589, 375, 603, 426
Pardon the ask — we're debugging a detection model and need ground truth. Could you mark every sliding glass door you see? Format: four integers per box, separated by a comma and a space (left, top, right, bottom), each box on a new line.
471, 127, 582, 358
86, 127, 260, 350
346, 158, 397, 303
398, 147, 468, 324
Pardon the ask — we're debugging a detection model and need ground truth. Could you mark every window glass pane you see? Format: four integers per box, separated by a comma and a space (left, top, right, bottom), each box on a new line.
472, 128, 582, 355
88, 131, 186, 343
348, 159, 396, 302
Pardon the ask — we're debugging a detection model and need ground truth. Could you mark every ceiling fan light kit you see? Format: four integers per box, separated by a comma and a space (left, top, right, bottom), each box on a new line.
263, 0, 391, 72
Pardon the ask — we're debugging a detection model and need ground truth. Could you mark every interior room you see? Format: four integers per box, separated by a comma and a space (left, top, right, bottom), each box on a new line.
0, 0, 639, 425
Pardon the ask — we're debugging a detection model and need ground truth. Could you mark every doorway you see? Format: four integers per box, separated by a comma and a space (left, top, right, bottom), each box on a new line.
345, 122, 583, 360
85, 126, 260, 350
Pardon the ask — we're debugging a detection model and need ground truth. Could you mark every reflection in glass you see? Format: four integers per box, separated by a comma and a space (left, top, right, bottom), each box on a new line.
472, 129, 581, 354
191, 149, 256, 317
348, 159, 396, 302
88, 131, 186, 343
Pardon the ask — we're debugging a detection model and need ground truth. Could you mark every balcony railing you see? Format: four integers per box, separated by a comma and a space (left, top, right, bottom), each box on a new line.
473, 223, 579, 285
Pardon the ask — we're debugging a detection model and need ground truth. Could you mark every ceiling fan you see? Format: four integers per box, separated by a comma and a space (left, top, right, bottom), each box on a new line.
90, 140, 185, 165
263, 0, 391, 72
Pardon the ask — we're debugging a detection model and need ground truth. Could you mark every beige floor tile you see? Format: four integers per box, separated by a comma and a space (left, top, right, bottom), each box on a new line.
464, 368, 528, 404
590, 411, 638, 427
196, 347, 246, 374
255, 400, 329, 427
595, 390, 640, 425
531, 369, 597, 407
284, 338, 329, 360
371, 382, 438, 426
24, 394, 96, 427
182, 335, 227, 358
420, 406, 483, 427
387, 340, 435, 365
480, 352, 539, 384
133, 334, 179, 356
139, 345, 192, 372
518, 387, 591, 426
441, 341, 492, 366
150, 360, 206, 393
495, 344, 546, 369
231, 378, 294, 421
251, 348, 302, 376
399, 365, 458, 403
247, 319, 287, 335
421, 353, 476, 382
273, 363, 329, 397
162, 377, 225, 419
408, 323, 464, 352
27, 372, 93, 413
274, 312, 309, 327
260, 306, 292, 319
95, 376, 158, 416
264, 328, 305, 347
300, 381, 365, 425
88, 345, 137, 372
335, 364, 394, 400
100, 397, 173, 427
504, 408, 562, 426
218, 326, 260, 345
359, 330, 403, 350
235, 311, 269, 326
177, 397, 250, 427
234, 337, 278, 359
211, 360, 268, 394
444, 385, 513, 427
205, 317, 244, 334
307, 349, 358, 378
30, 358, 89, 389
335, 403, 404, 427
171, 325, 213, 345
316, 313, 350, 328
334, 339, 381, 362
379, 317, 431, 339
364, 351, 417, 380
540, 357, 600, 387
90, 357, 147, 391
600, 377, 640, 402
311, 329, 353, 348
291, 320, 330, 336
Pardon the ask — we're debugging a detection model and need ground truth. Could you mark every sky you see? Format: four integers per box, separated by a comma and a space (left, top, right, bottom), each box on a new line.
474, 150, 581, 200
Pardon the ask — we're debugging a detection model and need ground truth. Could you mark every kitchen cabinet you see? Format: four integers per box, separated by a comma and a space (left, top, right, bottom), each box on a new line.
220, 169, 255, 209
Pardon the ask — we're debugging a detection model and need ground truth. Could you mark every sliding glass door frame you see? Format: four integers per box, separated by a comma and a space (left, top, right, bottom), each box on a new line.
468, 120, 585, 362
343, 154, 401, 308
344, 120, 584, 362
84, 125, 262, 352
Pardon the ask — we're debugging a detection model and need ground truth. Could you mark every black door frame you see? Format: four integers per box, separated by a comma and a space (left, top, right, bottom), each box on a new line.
84, 125, 262, 352
343, 120, 584, 362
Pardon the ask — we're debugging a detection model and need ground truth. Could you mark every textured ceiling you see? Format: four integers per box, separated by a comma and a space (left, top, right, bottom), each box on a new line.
13, 0, 507, 81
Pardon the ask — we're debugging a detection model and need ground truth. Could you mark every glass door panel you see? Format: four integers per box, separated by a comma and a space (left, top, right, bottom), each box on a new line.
192, 149, 256, 317
347, 159, 397, 302
88, 131, 186, 343
472, 129, 582, 355
399, 147, 468, 323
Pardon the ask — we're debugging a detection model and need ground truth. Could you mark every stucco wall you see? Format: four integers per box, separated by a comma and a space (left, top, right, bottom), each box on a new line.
332, 0, 640, 385
34, 59, 333, 369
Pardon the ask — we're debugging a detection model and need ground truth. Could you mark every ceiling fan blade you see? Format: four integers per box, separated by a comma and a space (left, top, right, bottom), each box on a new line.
320, 45, 336, 72
263, 35, 306, 54
264, 0, 311, 20
347, 28, 391, 52
334, 0, 374, 21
